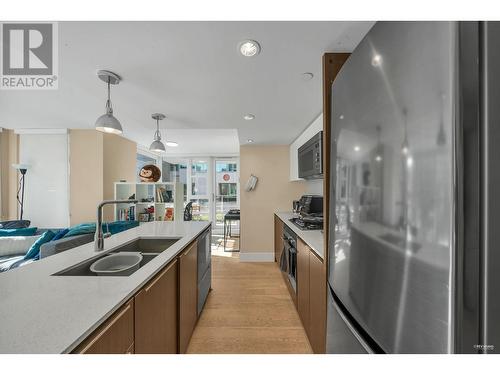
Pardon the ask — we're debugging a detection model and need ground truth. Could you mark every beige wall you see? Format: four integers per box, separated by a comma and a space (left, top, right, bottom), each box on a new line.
68, 130, 137, 224
240, 145, 306, 256
0, 129, 136, 225
69, 130, 104, 225
0, 129, 19, 221
102, 133, 137, 221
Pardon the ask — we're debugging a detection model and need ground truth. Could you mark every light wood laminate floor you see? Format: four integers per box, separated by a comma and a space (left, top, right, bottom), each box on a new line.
187, 253, 313, 354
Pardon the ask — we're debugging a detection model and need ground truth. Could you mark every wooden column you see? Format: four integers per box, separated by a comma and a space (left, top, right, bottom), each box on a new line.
320, 52, 350, 353
322, 53, 350, 260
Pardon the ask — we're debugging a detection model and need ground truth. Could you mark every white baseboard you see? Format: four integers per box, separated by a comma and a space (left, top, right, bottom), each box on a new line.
239, 251, 275, 262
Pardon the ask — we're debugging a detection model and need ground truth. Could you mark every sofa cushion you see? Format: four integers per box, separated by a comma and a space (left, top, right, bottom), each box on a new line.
0, 236, 41, 257
63, 223, 95, 238
0, 220, 31, 229
0, 227, 37, 237
63, 221, 139, 238
0, 255, 25, 272
24, 230, 56, 260
107, 221, 139, 235
51, 228, 69, 241
39, 233, 94, 259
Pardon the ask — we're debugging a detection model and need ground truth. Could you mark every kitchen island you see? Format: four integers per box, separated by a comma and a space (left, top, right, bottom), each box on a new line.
0, 221, 210, 354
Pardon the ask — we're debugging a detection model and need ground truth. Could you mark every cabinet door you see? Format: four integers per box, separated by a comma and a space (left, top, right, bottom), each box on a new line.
274, 216, 284, 263
309, 250, 326, 353
135, 259, 178, 354
73, 299, 134, 354
179, 240, 198, 354
297, 238, 310, 336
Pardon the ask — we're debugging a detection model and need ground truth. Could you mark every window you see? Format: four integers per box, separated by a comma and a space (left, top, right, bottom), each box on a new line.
162, 160, 188, 202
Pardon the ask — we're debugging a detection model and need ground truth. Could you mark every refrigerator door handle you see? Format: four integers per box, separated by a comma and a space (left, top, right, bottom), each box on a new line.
330, 288, 375, 354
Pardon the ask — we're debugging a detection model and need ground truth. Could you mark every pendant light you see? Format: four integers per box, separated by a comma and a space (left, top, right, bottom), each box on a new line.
149, 113, 166, 153
95, 70, 123, 135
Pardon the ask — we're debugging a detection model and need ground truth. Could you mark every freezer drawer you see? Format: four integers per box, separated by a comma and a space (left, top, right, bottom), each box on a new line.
198, 264, 211, 316
326, 286, 371, 354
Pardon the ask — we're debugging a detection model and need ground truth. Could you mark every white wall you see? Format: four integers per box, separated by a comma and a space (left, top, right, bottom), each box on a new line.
19, 132, 70, 228
289, 113, 324, 195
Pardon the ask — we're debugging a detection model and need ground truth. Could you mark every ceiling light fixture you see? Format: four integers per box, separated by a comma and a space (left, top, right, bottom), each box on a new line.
95, 70, 123, 134
239, 40, 261, 57
354, 146, 361, 152
371, 54, 382, 67
243, 114, 255, 121
247, 139, 254, 143
149, 113, 166, 153
165, 141, 178, 147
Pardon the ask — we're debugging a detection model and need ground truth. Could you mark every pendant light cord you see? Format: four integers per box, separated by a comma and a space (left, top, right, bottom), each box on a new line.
106, 77, 113, 115
155, 118, 161, 140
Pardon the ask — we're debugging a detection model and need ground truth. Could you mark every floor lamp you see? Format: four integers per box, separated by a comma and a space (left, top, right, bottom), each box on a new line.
12, 164, 29, 220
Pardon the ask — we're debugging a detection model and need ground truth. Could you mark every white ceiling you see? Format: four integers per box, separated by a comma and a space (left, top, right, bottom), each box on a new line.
0, 21, 374, 153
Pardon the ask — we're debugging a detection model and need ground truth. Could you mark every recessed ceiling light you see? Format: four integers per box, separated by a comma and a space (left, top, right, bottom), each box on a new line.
243, 114, 255, 121
354, 146, 361, 152
247, 139, 254, 143
239, 40, 261, 57
166, 141, 178, 147
339, 114, 344, 120
301, 72, 314, 81
371, 54, 382, 67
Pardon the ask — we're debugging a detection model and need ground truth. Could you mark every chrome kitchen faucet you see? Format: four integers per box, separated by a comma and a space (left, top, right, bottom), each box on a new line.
95, 199, 138, 251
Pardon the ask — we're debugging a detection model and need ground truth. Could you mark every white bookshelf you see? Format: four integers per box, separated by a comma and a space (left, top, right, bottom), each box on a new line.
114, 182, 184, 222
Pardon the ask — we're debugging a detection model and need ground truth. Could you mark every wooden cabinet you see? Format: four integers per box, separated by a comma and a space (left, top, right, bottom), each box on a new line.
309, 250, 326, 354
295, 237, 327, 354
179, 240, 198, 354
274, 215, 284, 263
297, 238, 310, 335
73, 299, 134, 354
72, 231, 209, 355
134, 259, 178, 354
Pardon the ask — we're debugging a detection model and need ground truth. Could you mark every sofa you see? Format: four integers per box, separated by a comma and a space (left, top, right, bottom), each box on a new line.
0, 220, 139, 273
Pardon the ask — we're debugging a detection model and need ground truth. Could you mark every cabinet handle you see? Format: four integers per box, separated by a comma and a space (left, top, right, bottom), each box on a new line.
77, 301, 132, 353
144, 259, 176, 293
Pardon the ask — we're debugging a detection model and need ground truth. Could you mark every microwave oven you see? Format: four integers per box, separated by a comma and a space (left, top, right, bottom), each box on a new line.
298, 131, 323, 179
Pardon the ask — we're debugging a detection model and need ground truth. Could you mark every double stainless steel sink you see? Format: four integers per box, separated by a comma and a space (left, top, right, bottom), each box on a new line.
53, 238, 180, 277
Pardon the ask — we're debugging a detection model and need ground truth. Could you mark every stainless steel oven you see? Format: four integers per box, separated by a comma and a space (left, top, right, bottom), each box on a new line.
282, 225, 297, 292
298, 131, 323, 179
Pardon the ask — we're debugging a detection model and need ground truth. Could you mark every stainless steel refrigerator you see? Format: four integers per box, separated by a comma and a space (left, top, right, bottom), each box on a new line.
327, 21, 500, 354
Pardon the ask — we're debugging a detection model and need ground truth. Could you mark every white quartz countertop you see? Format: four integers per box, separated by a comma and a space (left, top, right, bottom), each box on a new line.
0, 221, 210, 354
275, 212, 324, 260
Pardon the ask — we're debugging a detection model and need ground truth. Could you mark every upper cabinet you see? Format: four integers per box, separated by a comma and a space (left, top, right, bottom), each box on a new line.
289, 114, 324, 181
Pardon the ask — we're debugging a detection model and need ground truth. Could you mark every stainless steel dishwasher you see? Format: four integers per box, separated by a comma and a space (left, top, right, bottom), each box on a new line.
197, 227, 211, 315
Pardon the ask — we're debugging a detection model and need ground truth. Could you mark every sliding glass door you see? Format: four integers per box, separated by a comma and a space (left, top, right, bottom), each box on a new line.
161, 157, 239, 231
214, 159, 239, 234
190, 159, 212, 221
